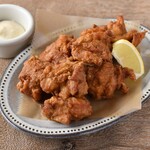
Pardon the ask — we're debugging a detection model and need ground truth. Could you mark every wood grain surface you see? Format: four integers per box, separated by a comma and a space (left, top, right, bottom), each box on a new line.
0, 0, 150, 150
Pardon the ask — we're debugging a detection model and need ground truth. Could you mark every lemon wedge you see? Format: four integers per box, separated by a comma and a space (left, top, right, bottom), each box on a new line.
112, 39, 144, 79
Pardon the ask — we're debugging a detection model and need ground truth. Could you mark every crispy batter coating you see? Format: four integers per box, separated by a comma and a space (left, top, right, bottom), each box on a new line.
17, 56, 50, 101
40, 61, 88, 98
132, 31, 146, 47
42, 96, 92, 124
107, 16, 127, 36
40, 60, 73, 94
39, 35, 75, 64
87, 62, 118, 99
113, 29, 146, 46
107, 16, 146, 46
72, 25, 112, 66
115, 65, 136, 93
87, 62, 136, 100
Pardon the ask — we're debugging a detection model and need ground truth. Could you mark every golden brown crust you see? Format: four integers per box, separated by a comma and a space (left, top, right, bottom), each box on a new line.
17, 16, 144, 124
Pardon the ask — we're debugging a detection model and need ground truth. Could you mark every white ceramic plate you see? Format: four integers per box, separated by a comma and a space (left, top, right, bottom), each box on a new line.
0, 19, 150, 138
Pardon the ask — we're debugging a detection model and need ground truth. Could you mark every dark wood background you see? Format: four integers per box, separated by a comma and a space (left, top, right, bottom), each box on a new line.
0, 0, 150, 150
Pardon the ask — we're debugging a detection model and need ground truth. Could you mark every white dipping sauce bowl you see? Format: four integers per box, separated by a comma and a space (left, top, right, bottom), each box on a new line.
0, 4, 34, 58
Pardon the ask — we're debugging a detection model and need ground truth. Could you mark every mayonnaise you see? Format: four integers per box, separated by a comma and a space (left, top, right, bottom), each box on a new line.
0, 20, 25, 40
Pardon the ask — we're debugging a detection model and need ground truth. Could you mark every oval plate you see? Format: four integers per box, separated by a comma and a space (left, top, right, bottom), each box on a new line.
0, 19, 150, 138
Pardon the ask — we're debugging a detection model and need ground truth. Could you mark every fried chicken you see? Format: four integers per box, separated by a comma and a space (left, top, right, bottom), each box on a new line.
17, 56, 51, 101
42, 96, 92, 124
87, 62, 136, 100
17, 16, 145, 124
107, 16, 127, 36
87, 62, 117, 99
72, 26, 112, 66
40, 60, 73, 94
39, 35, 75, 64
71, 16, 145, 68
40, 60, 88, 99
131, 31, 146, 47
66, 61, 88, 97
115, 65, 136, 93
112, 29, 146, 47
107, 16, 146, 46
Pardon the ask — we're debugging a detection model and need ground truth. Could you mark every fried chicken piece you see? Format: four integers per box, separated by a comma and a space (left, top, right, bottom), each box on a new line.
81, 24, 107, 36
81, 16, 127, 44
42, 96, 92, 124
39, 35, 75, 64
115, 65, 136, 93
87, 62, 117, 99
67, 61, 88, 96
107, 16, 146, 46
132, 31, 146, 47
81, 25, 113, 50
40, 61, 88, 99
59, 61, 88, 99
40, 60, 73, 94
72, 20, 113, 66
17, 56, 51, 101
87, 62, 135, 100
72, 32, 112, 66
113, 29, 146, 46
107, 16, 127, 36
112, 29, 137, 42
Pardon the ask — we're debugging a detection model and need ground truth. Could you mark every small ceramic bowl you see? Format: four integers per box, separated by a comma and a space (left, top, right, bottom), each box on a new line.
0, 4, 34, 58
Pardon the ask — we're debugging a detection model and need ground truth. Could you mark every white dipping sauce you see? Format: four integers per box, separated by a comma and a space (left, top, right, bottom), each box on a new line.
0, 20, 25, 40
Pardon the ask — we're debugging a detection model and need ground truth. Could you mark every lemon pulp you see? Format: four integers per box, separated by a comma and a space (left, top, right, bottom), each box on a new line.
112, 39, 144, 79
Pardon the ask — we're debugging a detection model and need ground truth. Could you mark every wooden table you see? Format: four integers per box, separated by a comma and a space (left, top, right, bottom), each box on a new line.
0, 1, 150, 150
